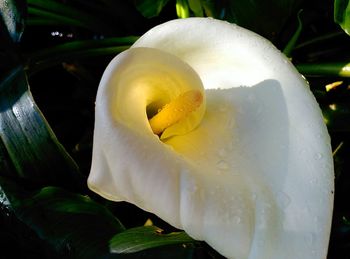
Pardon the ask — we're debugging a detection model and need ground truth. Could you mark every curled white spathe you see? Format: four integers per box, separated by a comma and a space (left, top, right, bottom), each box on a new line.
88, 18, 334, 259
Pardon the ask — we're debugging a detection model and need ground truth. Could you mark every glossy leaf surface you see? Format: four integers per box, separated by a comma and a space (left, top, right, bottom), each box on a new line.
0, 179, 125, 258
335, 0, 350, 35
110, 226, 196, 253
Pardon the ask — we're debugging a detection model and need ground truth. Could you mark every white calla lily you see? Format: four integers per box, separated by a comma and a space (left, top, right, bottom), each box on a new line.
88, 18, 334, 259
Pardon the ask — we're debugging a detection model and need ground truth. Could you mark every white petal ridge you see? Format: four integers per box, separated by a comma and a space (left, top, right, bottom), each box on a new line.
88, 18, 334, 259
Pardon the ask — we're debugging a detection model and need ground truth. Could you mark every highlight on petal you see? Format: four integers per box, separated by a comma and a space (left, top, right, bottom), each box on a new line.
88, 18, 334, 259
96, 47, 205, 140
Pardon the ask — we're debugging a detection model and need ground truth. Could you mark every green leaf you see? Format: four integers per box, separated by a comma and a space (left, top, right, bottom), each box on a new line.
134, 0, 171, 18
0, 0, 24, 81
207, 0, 304, 41
0, 0, 26, 43
334, 0, 350, 35
322, 103, 350, 132
176, 0, 190, 18
109, 244, 198, 259
296, 62, 350, 77
26, 37, 137, 75
188, 0, 203, 17
200, 0, 216, 17
283, 9, 303, 57
0, 178, 125, 258
110, 225, 196, 253
0, 0, 83, 192
27, 0, 113, 34
0, 67, 83, 190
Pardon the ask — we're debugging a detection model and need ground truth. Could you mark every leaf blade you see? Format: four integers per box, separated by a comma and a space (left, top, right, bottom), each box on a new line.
0, 0, 26, 42
110, 226, 196, 254
334, 0, 350, 35
0, 178, 125, 259
0, 67, 83, 190
134, 0, 171, 18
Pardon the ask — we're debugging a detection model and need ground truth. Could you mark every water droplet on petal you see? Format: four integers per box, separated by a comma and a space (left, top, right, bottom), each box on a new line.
310, 178, 319, 185
315, 153, 323, 159
308, 233, 315, 245
251, 192, 257, 201
247, 94, 256, 102
216, 160, 229, 170
314, 216, 320, 223
233, 215, 241, 224
227, 119, 235, 129
276, 191, 291, 209
316, 133, 322, 139
189, 184, 198, 194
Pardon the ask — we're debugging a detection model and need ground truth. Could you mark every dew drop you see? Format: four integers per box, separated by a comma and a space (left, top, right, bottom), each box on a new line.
0, 187, 10, 206
216, 160, 229, 170
310, 178, 319, 185
314, 216, 320, 224
251, 192, 257, 201
233, 215, 241, 224
308, 233, 315, 245
12, 106, 22, 120
189, 184, 198, 194
315, 153, 323, 159
227, 119, 235, 129
247, 94, 256, 102
300, 149, 306, 154
276, 191, 291, 209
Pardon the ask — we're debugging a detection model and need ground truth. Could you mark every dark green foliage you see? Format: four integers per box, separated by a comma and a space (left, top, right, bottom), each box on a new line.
0, 179, 125, 258
134, 0, 171, 18
334, 0, 350, 35
110, 226, 196, 253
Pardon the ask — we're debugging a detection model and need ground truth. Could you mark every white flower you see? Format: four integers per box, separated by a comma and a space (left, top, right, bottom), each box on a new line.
88, 18, 334, 259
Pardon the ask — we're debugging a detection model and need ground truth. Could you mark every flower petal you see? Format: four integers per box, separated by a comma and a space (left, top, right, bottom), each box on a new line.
88, 18, 334, 259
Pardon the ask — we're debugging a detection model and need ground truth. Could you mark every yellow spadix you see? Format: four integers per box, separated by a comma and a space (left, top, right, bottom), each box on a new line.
149, 90, 203, 135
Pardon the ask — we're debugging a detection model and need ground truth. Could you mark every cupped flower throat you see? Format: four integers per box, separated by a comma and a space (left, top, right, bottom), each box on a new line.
105, 47, 206, 140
